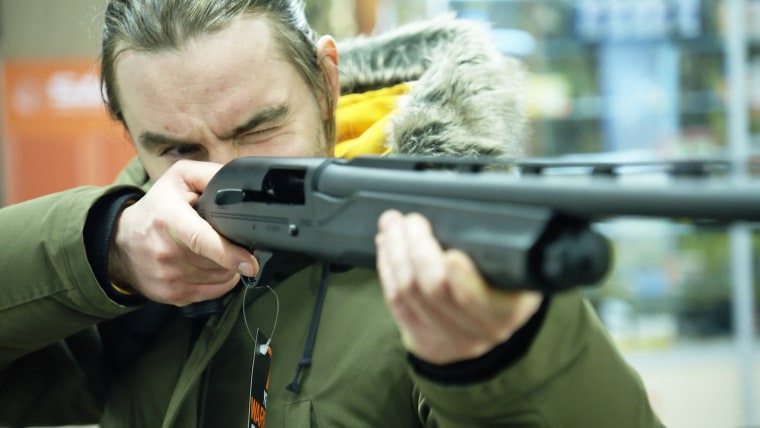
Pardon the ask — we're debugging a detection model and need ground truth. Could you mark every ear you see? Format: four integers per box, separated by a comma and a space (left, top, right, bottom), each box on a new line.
316, 35, 340, 121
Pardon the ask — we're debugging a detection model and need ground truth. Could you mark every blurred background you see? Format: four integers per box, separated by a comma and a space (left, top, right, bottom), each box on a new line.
1, 1, 759, 427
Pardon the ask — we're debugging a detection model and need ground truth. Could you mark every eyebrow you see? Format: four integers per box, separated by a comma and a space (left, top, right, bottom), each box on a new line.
137, 104, 291, 150
138, 132, 190, 152
221, 105, 290, 140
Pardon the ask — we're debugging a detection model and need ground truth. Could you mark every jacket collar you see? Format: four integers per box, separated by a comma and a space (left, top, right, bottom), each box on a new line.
337, 16, 528, 159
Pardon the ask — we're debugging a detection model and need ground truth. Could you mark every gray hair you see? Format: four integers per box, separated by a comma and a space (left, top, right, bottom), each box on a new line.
100, 0, 335, 142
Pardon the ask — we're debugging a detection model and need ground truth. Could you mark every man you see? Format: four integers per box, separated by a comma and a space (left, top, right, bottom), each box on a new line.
0, 0, 663, 426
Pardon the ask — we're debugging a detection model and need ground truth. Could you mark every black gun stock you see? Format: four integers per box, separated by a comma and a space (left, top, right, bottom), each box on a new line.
184, 155, 760, 318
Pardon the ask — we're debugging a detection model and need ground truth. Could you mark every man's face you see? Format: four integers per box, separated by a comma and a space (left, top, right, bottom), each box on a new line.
114, 16, 334, 181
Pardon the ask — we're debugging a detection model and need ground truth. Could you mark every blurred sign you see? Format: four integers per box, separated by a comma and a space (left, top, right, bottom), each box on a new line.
2, 60, 136, 205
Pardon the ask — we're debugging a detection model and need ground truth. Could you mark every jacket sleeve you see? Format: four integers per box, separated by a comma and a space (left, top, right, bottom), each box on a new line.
0, 185, 142, 426
0, 157, 148, 367
410, 290, 666, 427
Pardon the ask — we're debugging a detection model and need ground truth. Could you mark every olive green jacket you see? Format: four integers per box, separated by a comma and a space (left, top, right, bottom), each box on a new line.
0, 163, 663, 427
0, 18, 663, 427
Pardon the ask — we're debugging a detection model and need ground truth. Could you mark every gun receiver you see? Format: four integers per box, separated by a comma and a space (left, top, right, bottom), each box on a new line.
192, 155, 760, 312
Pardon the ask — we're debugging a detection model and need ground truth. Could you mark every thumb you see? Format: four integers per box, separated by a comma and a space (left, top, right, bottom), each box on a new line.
162, 160, 258, 274
168, 159, 225, 200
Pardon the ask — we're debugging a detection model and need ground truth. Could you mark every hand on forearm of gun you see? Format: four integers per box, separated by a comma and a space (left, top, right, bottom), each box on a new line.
375, 210, 543, 365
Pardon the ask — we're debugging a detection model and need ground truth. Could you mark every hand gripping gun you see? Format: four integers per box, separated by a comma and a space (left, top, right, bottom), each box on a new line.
184, 155, 760, 317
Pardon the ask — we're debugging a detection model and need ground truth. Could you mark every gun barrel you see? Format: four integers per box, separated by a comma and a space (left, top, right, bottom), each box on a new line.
317, 161, 760, 222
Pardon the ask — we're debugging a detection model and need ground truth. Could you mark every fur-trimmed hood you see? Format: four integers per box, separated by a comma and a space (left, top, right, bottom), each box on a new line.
337, 17, 527, 159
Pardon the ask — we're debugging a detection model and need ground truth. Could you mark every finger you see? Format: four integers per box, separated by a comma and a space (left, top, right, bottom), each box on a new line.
176, 278, 242, 306
183, 265, 240, 286
403, 213, 448, 300
378, 212, 462, 323
376, 211, 434, 333
444, 249, 493, 308
377, 212, 476, 344
169, 205, 259, 276
156, 159, 258, 275
377, 212, 443, 335
445, 250, 542, 336
168, 160, 225, 198
145, 268, 241, 306
377, 210, 414, 296
401, 213, 506, 339
376, 228, 427, 339
399, 214, 490, 337
177, 244, 253, 273
444, 249, 514, 332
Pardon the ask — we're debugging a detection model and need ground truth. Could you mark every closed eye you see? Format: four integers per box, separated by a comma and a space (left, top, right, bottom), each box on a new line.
159, 144, 202, 157
226, 105, 290, 140
240, 126, 280, 141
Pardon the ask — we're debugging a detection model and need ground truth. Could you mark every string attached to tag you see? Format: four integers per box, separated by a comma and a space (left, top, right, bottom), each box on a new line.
242, 284, 280, 428
242, 282, 280, 350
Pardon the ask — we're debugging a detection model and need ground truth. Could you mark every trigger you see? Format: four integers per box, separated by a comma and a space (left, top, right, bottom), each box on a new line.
242, 250, 274, 288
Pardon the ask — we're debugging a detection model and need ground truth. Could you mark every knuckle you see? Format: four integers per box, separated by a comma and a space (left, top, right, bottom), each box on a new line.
151, 244, 175, 263
406, 214, 432, 236
386, 280, 414, 306
385, 284, 410, 307
170, 159, 191, 173
186, 230, 204, 255
154, 268, 180, 286
156, 284, 186, 305
492, 326, 514, 343
449, 281, 478, 306
151, 214, 168, 230
386, 291, 403, 306
391, 264, 414, 291
419, 276, 448, 300
396, 275, 416, 295
461, 338, 483, 354
221, 272, 239, 287
407, 212, 428, 225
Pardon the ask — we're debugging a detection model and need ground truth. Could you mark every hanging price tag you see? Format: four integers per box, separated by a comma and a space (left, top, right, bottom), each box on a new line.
249, 329, 271, 428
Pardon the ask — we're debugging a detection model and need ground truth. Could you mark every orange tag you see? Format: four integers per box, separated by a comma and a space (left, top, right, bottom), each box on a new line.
249, 330, 271, 428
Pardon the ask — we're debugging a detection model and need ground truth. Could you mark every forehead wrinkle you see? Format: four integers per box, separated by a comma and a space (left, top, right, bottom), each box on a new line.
115, 16, 310, 151
138, 131, 194, 151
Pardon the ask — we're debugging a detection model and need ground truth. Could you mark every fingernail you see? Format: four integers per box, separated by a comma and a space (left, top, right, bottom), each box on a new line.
382, 217, 399, 234
378, 210, 399, 230
238, 262, 255, 277
447, 260, 466, 284
378, 213, 391, 230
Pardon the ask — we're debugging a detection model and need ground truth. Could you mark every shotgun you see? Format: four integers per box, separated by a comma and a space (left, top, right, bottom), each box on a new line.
186, 155, 760, 317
